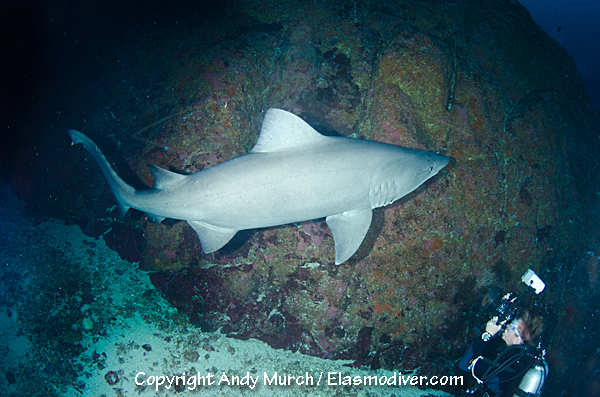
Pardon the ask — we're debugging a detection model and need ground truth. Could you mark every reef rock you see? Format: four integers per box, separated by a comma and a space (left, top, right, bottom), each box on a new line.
24, 0, 600, 395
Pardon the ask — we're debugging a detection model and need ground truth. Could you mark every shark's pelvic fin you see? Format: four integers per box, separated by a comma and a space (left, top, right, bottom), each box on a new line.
68, 129, 135, 218
326, 208, 373, 265
187, 220, 238, 253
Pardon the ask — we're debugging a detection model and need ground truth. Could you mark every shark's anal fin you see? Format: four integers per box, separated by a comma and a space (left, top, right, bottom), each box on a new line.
326, 209, 373, 265
187, 220, 238, 254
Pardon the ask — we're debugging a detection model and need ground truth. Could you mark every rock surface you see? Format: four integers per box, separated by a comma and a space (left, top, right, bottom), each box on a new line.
5, 0, 600, 395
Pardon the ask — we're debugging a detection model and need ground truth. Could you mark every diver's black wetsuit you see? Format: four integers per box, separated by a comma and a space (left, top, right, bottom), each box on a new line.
458, 336, 535, 396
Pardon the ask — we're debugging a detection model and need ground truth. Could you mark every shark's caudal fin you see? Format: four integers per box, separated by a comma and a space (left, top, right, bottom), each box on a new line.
68, 130, 135, 217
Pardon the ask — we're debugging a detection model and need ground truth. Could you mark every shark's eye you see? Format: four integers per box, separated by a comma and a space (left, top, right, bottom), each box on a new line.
429, 166, 434, 172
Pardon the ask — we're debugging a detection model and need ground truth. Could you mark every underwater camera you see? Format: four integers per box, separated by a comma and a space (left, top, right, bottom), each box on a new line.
482, 269, 545, 326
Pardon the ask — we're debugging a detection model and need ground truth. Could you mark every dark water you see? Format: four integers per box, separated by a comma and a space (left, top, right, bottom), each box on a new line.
1, 0, 599, 396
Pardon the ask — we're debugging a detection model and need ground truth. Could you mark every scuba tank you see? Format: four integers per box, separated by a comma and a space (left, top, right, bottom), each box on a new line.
512, 359, 548, 397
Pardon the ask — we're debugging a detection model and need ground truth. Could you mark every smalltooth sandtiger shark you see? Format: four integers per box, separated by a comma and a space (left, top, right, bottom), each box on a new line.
69, 108, 449, 264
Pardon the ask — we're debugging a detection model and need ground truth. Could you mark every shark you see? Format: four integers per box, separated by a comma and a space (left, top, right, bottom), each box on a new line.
69, 108, 449, 264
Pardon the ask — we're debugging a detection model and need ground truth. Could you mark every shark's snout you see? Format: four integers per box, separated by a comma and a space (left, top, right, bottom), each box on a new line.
438, 154, 450, 169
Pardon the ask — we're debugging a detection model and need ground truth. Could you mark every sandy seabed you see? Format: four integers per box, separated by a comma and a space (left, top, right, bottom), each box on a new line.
0, 181, 453, 397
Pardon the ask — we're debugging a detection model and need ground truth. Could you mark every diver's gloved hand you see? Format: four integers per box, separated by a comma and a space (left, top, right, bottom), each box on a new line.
486, 316, 506, 336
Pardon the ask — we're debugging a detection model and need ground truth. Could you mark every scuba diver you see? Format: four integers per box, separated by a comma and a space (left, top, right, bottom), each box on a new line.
458, 307, 546, 396
458, 268, 549, 397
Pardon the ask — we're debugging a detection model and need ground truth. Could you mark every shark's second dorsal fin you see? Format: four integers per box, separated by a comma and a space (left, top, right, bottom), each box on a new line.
148, 164, 187, 189
250, 109, 328, 153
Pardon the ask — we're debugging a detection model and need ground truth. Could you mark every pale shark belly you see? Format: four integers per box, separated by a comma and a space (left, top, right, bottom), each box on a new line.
164, 152, 373, 230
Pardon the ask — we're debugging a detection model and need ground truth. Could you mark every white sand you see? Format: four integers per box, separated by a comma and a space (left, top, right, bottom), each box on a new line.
0, 181, 454, 396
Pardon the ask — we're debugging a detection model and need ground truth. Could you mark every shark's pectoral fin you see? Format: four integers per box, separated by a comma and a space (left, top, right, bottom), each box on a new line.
326, 209, 373, 265
187, 220, 238, 254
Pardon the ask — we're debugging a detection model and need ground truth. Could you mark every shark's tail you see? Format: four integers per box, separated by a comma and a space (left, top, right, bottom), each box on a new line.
68, 129, 135, 217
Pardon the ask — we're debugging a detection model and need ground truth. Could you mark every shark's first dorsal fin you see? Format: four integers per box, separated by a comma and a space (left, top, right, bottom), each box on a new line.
250, 109, 328, 153
148, 164, 187, 189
